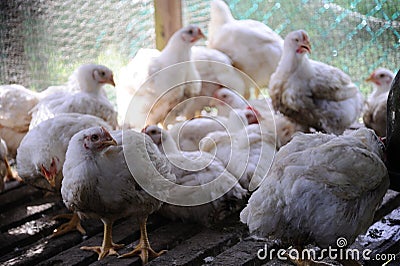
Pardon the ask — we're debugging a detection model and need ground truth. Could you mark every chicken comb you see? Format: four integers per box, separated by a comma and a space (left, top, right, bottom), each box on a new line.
301, 30, 308, 41
141, 125, 149, 133
100, 126, 111, 135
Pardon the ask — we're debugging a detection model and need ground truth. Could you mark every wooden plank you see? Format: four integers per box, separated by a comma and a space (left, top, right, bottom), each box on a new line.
37, 217, 144, 266
261, 258, 294, 266
96, 220, 201, 266
0, 214, 58, 255
0, 183, 43, 212
37, 215, 168, 266
147, 226, 245, 266
154, 0, 182, 50
374, 189, 400, 222
209, 239, 276, 266
2, 179, 24, 192
3, 216, 103, 265
350, 207, 400, 265
0, 214, 103, 265
0, 193, 61, 231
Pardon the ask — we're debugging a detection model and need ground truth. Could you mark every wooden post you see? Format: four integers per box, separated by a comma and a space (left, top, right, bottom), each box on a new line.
154, 0, 182, 50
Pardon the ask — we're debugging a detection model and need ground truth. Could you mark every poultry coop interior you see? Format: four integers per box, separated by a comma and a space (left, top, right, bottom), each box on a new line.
1, 0, 400, 265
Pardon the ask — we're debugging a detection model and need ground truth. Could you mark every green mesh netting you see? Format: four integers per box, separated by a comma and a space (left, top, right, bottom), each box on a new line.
0, 0, 399, 96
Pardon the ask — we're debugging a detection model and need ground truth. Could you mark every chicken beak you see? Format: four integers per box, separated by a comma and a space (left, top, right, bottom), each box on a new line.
191, 29, 206, 43
366, 73, 375, 83
40, 165, 57, 188
103, 138, 118, 147
107, 75, 116, 87
198, 28, 206, 39
303, 44, 311, 54
100, 126, 117, 146
302, 31, 311, 53
301, 39, 311, 54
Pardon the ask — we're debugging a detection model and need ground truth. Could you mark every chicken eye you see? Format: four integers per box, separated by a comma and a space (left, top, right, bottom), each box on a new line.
295, 38, 299, 42
188, 29, 193, 34
221, 94, 227, 98
91, 134, 100, 142
150, 130, 157, 135
101, 71, 106, 76
379, 74, 385, 78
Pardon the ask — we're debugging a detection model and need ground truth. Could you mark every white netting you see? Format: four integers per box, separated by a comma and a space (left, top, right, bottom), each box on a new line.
0, 0, 398, 95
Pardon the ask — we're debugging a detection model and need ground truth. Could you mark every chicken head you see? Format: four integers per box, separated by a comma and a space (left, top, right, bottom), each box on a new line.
286, 30, 311, 55
366, 68, 394, 88
82, 126, 117, 152
181, 25, 205, 43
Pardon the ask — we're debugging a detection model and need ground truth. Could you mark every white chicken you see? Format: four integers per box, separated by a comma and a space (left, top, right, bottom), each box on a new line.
240, 128, 389, 264
173, 46, 247, 119
208, 0, 283, 95
200, 120, 277, 191
17, 113, 112, 236
117, 25, 205, 129
212, 88, 306, 147
0, 67, 109, 156
269, 30, 364, 135
143, 125, 247, 226
211, 87, 271, 117
168, 107, 258, 151
0, 84, 40, 157
29, 64, 117, 129
363, 68, 394, 137
62, 127, 175, 262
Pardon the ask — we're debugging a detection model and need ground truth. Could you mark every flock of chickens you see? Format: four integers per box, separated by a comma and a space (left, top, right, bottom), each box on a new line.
0, 0, 398, 265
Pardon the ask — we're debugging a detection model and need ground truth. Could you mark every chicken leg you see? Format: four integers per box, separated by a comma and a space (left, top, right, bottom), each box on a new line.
51, 212, 86, 238
3, 156, 22, 182
119, 217, 166, 264
81, 220, 124, 260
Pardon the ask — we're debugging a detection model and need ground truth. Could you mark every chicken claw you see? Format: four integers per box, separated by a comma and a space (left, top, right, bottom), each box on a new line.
80, 221, 124, 260
119, 217, 166, 264
51, 212, 86, 238
119, 241, 166, 264
81, 242, 124, 260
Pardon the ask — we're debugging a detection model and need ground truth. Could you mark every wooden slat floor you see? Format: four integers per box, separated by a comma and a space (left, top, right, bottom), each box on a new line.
1, 180, 400, 266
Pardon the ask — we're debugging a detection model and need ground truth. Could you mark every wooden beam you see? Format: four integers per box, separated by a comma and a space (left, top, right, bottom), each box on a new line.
154, 0, 182, 50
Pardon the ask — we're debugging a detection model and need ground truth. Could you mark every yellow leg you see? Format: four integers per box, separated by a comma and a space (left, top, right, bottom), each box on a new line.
3, 157, 22, 182
119, 217, 166, 264
51, 213, 86, 238
81, 221, 124, 260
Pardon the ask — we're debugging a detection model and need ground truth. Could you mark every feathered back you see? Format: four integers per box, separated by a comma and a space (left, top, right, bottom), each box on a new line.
240, 128, 388, 248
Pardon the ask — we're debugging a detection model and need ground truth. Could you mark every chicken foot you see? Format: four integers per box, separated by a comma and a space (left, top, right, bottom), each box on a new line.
51, 212, 86, 238
81, 221, 124, 260
119, 217, 166, 264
